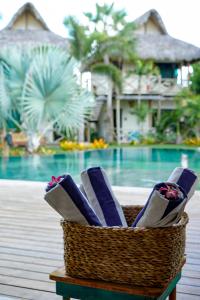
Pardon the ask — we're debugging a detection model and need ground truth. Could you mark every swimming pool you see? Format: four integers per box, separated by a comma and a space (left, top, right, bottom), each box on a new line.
0, 148, 199, 188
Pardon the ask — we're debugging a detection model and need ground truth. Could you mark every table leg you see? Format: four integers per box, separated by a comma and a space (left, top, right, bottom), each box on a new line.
169, 286, 176, 300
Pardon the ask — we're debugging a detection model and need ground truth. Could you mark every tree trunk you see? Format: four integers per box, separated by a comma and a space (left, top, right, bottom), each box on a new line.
157, 100, 161, 123
78, 71, 85, 143
103, 55, 114, 143
106, 80, 114, 142
157, 76, 162, 123
1, 121, 9, 157
27, 132, 40, 153
116, 95, 121, 144
137, 76, 142, 107
176, 122, 182, 144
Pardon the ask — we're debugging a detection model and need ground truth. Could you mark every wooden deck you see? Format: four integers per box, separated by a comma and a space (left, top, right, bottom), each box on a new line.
0, 180, 199, 300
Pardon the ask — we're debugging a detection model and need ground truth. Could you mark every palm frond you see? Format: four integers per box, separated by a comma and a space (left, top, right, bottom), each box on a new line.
190, 63, 200, 94
21, 46, 94, 133
64, 16, 91, 62
0, 64, 11, 127
0, 46, 32, 109
131, 102, 150, 123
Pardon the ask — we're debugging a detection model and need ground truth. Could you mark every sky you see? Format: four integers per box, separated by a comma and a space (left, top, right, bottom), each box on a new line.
0, 0, 200, 47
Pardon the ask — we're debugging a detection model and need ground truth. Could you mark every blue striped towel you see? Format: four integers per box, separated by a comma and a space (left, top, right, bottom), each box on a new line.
132, 182, 187, 228
44, 174, 102, 226
167, 167, 198, 199
132, 168, 198, 228
81, 167, 127, 227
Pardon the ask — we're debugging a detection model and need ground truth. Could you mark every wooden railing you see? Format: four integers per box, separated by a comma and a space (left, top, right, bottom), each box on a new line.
91, 74, 183, 96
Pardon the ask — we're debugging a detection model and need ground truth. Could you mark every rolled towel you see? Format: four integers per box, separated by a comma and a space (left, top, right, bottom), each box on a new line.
79, 183, 87, 198
168, 167, 198, 199
81, 167, 127, 227
132, 182, 187, 228
44, 175, 102, 226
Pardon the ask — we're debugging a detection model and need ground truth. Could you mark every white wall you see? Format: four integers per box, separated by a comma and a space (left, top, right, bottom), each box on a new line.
98, 99, 175, 142
119, 101, 150, 140
152, 100, 175, 110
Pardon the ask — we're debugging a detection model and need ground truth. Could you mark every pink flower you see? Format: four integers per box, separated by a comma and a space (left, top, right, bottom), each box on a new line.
49, 175, 63, 187
46, 175, 65, 192
159, 185, 179, 200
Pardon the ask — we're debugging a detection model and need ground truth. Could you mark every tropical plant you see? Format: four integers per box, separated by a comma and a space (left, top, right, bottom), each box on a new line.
190, 62, 200, 94
0, 45, 94, 152
64, 16, 94, 74
64, 3, 136, 142
155, 109, 181, 143
59, 138, 108, 151
0, 64, 11, 132
184, 137, 200, 146
91, 138, 108, 149
175, 90, 200, 139
131, 102, 151, 133
155, 87, 200, 143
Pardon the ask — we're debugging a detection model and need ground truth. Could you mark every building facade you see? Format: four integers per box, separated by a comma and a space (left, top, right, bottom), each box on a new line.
1, 4, 200, 143
90, 10, 200, 142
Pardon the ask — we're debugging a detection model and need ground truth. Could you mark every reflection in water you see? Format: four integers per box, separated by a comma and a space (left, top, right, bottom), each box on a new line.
181, 154, 188, 168
0, 148, 199, 189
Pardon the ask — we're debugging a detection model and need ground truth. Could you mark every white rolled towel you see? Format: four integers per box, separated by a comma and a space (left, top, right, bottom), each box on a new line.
168, 167, 198, 199
44, 174, 102, 226
81, 167, 127, 227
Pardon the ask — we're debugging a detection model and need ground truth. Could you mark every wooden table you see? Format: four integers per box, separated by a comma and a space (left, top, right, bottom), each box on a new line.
50, 267, 183, 300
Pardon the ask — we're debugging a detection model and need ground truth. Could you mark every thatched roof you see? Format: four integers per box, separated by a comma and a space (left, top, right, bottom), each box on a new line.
0, 29, 68, 48
134, 9, 200, 63
136, 34, 200, 63
0, 2, 68, 48
1, 4, 199, 63
134, 9, 168, 35
5, 2, 49, 30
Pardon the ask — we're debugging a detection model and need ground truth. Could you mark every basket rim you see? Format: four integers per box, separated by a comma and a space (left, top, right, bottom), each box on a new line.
61, 207, 189, 232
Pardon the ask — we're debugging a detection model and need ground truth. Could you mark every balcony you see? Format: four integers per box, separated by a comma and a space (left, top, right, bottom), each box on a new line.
91, 74, 185, 98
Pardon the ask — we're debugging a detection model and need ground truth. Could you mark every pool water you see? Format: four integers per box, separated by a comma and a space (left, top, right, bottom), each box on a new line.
0, 148, 200, 189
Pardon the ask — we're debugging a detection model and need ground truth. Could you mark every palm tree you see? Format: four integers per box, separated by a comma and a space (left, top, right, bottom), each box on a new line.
64, 16, 95, 142
0, 46, 94, 152
155, 88, 200, 143
64, 3, 136, 142
64, 16, 93, 74
190, 62, 200, 94
0, 64, 12, 155
175, 89, 200, 139
131, 102, 151, 133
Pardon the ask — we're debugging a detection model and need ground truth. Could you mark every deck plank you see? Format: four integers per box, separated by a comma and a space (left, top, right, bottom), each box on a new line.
0, 180, 199, 300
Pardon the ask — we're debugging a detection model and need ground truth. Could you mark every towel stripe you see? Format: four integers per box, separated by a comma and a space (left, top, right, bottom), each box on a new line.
87, 167, 123, 226
45, 184, 90, 225
59, 175, 102, 226
168, 167, 198, 199
132, 189, 154, 227
176, 169, 197, 195
132, 182, 187, 228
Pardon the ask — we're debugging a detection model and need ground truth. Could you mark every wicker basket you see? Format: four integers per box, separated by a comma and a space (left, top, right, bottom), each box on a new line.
61, 205, 188, 287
